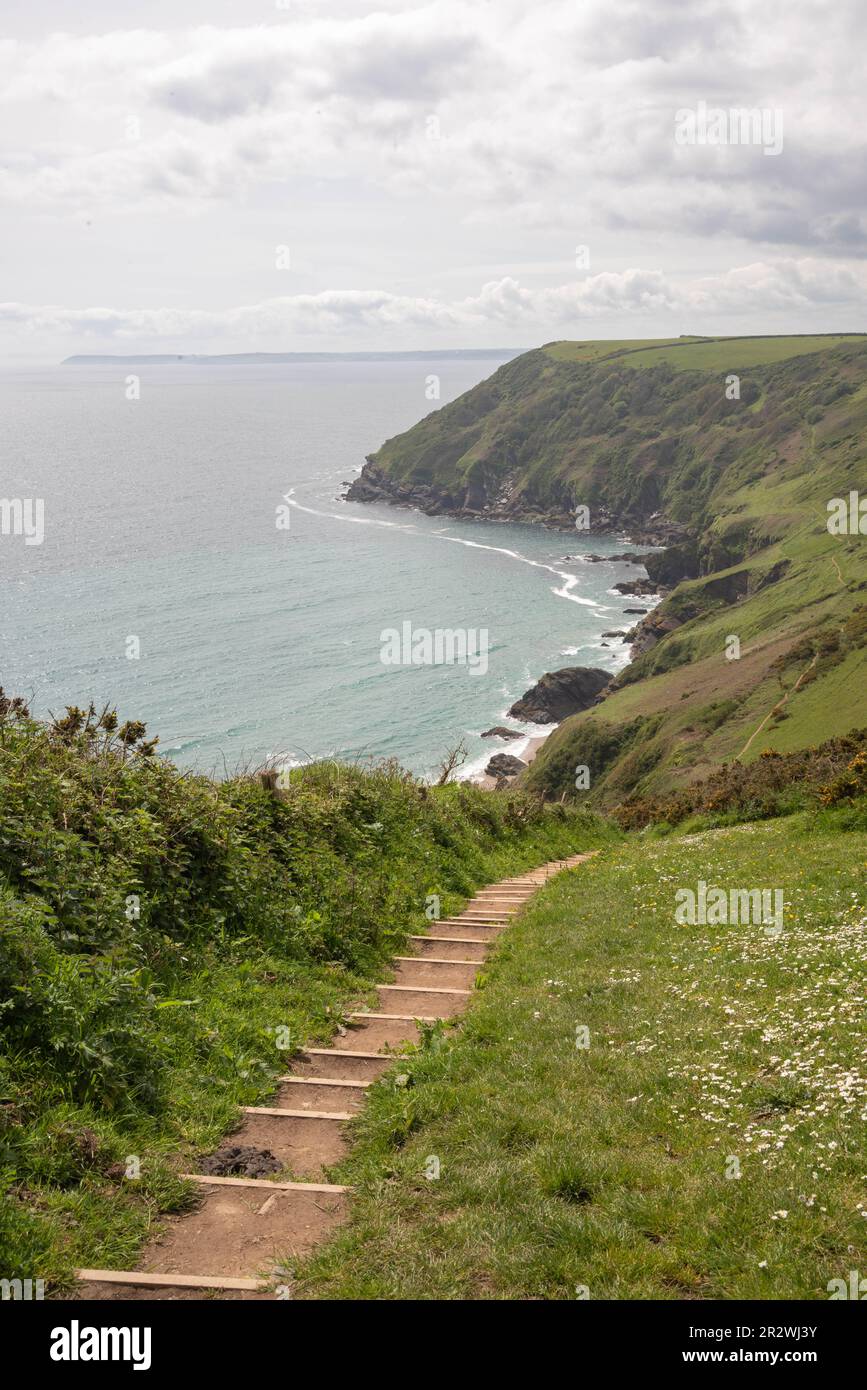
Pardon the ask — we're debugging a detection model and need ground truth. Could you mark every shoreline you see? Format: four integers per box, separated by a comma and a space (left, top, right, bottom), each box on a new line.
470, 732, 549, 789
462, 573, 664, 791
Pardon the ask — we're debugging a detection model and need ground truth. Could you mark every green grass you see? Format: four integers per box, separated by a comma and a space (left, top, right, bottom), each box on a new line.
0, 699, 608, 1288
544, 334, 866, 371
292, 808, 867, 1300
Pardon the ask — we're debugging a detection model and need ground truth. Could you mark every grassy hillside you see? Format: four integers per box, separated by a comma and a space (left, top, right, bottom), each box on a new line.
293, 804, 867, 1300
0, 694, 605, 1287
349, 334, 867, 804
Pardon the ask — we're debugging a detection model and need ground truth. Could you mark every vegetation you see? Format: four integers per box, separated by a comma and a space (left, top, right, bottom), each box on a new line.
4, 333, 865, 1299
293, 806, 867, 1300
610, 729, 867, 830
0, 694, 605, 1286
364, 334, 867, 805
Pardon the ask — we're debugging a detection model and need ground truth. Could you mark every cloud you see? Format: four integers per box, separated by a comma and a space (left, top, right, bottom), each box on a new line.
0, 0, 865, 257
3, 260, 863, 346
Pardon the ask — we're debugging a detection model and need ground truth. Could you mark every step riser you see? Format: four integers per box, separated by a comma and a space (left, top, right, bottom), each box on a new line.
409, 940, 487, 962
295, 1052, 395, 1080
392, 961, 478, 989
425, 923, 499, 940
239, 1112, 348, 1174
376, 988, 468, 1017
272, 1081, 367, 1111
343, 1018, 422, 1050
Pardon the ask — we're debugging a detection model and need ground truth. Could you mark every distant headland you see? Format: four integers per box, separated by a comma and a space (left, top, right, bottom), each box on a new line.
60, 349, 524, 366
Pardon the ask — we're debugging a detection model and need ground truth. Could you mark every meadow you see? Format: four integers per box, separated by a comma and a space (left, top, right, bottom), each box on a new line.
293, 806, 867, 1300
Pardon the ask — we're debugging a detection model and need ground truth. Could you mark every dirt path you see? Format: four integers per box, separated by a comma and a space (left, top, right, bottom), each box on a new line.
74, 852, 594, 1301
736, 654, 818, 760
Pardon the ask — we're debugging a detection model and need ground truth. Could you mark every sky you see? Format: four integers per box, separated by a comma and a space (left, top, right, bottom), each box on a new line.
1, 0, 865, 359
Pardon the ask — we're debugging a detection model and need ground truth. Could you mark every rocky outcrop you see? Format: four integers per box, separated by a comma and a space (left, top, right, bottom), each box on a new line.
508, 667, 611, 724
346, 463, 692, 547
485, 752, 527, 778
626, 611, 683, 658
345, 463, 463, 514
643, 541, 700, 587
612, 578, 659, 596
481, 726, 522, 739
580, 551, 653, 564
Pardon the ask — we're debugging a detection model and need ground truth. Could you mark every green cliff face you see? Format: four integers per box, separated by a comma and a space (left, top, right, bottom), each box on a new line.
350, 335, 867, 804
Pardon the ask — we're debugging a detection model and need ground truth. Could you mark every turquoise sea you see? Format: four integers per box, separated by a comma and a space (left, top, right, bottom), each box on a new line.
0, 358, 655, 780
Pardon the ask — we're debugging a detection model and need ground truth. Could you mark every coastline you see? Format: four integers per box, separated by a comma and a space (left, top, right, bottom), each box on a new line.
469, 732, 548, 789
459, 572, 664, 789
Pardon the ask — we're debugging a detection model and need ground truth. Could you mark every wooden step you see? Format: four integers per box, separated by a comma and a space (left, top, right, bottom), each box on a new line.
424, 923, 498, 939
277, 1074, 370, 1088
435, 919, 499, 928
378, 983, 471, 997
469, 895, 530, 906
243, 1106, 353, 1121
457, 911, 512, 917
181, 1174, 352, 1193
408, 933, 488, 945
348, 1011, 438, 1022
77, 1269, 267, 1292
304, 1048, 401, 1060
395, 955, 480, 967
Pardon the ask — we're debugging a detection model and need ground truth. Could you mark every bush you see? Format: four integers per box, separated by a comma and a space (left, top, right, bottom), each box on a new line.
0, 694, 602, 1115
613, 729, 867, 829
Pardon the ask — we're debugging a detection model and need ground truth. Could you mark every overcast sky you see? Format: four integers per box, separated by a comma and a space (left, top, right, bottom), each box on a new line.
1, 0, 865, 359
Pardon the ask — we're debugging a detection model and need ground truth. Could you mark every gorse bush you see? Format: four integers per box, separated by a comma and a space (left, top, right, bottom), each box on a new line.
820, 749, 867, 806
612, 729, 867, 829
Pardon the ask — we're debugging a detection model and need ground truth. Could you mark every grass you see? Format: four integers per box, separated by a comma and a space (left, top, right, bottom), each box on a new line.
543, 335, 867, 371
292, 807, 867, 1300
0, 697, 609, 1288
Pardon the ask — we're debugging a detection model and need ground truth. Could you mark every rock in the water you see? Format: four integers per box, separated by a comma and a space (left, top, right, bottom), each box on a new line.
481, 726, 522, 739
612, 578, 658, 596
485, 752, 528, 778
507, 667, 610, 724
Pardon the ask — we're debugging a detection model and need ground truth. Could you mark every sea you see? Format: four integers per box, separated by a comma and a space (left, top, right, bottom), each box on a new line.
0, 357, 656, 781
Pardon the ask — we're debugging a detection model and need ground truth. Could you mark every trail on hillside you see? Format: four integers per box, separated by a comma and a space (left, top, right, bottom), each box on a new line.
736, 654, 818, 760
